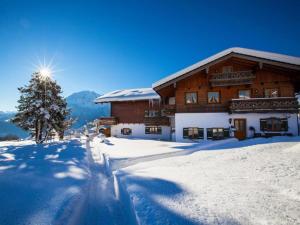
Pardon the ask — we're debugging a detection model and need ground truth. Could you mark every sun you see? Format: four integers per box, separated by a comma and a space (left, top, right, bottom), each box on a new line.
39, 67, 52, 79
32, 55, 63, 80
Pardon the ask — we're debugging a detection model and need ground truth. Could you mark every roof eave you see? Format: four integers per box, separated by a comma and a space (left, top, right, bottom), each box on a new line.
153, 51, 300, 91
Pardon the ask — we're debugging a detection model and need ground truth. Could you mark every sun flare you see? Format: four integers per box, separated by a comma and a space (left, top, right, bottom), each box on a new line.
39, 67, 52, 79
32, 55, 63, 80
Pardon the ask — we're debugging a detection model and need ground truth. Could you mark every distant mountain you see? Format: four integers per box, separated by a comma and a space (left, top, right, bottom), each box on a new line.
66, 91, 110, 129
0, 111, 29, 139
0, 91, 109, 138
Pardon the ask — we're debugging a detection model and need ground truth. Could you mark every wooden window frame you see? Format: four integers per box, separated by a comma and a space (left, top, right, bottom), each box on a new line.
183, 127, 204, 139
222, 66, 233, 73
145, 126, 162, 135
207, 127, 230, 139
121, 128, 132, 135
260, 118, 288, 132
185, 92, 198, 105
207, 91, 221, 104
264, 88, 280, 98
145, 110, 160, 117
238, 89, 251, 99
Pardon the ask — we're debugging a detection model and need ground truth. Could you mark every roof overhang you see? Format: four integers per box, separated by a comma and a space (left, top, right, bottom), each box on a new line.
153, 48, 300, 91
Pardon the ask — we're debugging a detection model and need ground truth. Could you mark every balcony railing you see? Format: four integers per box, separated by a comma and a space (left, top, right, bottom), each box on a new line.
210, 70, 255, 87
98, 117, 118, 125
144, 116, 170, 126
162, 104, 176, 116
177, 105, 228, 113
229, 97, 299, 113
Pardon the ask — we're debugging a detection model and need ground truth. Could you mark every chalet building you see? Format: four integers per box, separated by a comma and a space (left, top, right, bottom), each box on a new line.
95, 88, 171, 140
153, 47, 300, 142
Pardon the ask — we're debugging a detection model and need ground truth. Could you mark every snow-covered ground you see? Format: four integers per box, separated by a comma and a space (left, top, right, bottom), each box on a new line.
0, 138, 136, 225
92, 136, 300, 225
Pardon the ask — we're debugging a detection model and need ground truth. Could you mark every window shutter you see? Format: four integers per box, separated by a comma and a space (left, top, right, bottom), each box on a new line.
281, 119, 288, 132
207, 128, 213, 139
157, 127, 162, 134
145, 127, 150, 134
224, 128, 230, 138
198, 128, 204, 139
260, 119, 267, 131
183, 128, 188, 138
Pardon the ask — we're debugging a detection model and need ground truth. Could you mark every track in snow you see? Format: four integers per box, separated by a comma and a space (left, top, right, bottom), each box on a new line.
54, 139, 137, 225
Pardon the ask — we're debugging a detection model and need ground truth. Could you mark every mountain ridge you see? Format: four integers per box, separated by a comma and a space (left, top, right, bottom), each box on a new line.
0, 90, 110, 137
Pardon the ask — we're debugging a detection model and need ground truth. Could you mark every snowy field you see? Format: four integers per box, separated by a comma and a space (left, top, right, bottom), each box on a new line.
1, 137, 299, 225
0, 139, 135, 225
93, 136, 300, 225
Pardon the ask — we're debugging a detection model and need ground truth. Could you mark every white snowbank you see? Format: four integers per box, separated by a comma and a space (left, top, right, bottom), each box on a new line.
94, 136, 300, 225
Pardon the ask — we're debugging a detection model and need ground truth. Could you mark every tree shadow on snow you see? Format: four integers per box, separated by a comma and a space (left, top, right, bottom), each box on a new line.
118, 172, 241, 225
0, 140, 89, 225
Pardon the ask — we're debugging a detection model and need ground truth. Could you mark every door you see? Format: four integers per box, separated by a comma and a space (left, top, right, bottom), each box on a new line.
234, 119, 246, 140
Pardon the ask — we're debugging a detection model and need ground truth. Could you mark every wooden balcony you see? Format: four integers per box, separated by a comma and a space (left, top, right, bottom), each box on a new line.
229, 97, 299, 113
144, 116, 170, 126
177, 105, 228, 113
210, 70, 255, 87
98, 117, 118, 125
162, 104, 176, 116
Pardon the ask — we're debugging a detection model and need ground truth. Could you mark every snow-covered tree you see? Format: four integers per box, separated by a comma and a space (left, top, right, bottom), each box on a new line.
12, 72, 70, 143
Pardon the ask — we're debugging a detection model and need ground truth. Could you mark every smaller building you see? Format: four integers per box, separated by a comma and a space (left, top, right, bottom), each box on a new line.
95, 88, 171, 140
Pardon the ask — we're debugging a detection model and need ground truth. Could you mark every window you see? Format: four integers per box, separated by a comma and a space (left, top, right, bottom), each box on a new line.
238, 90, 251, 99
185, 92, 197, 104
121, 128, 132, 135
264, 88, 279, 98
208, 92, 220, 103
183, 128, 204, 139
145, 126, 162, 134
145, 110, 160, 117
222, 66, 233, 73
207, 128, 230, 139
260, 118, 288, 132
168, 97, 176, 105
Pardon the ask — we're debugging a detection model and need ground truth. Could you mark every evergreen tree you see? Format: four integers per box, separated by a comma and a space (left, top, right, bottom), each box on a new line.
12, 72, 70, 143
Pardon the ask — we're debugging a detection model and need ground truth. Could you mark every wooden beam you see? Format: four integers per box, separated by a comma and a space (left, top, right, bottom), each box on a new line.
205, 67, 209, 74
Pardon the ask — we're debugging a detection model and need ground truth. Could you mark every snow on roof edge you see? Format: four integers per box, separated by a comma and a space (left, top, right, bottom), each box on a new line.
152, 47, 300, 89
94, 88, 160, 103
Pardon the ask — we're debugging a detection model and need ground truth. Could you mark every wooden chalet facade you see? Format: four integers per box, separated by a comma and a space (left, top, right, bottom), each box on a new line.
95, 88, 171, 139
96, 48, 300, 142
153, 47, 300, 141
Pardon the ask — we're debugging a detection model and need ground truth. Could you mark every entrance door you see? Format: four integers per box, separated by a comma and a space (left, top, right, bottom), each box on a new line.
234, 119, 246, 140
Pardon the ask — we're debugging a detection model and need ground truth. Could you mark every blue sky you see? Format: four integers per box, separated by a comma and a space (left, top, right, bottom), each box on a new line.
1, 0, 300, 111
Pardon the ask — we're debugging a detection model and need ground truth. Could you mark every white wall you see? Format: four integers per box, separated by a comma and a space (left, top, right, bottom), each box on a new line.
111, 123, 171, 140
175, 112, 298, 142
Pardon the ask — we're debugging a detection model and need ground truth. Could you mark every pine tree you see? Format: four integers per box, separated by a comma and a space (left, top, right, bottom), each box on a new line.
12, 72, 70, 143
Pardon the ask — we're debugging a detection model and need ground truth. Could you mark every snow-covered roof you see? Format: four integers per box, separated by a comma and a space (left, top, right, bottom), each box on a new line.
95, 88, 160, 103
153, 47, 300, 89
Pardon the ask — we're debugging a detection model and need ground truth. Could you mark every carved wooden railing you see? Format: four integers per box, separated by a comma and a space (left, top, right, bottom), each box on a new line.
161, 104, 176, 116
177, 105, 228, 113
210, 70, 255, 87
144, 116, 170, 126
98, 117, 118, 125
229, 97, 299, 113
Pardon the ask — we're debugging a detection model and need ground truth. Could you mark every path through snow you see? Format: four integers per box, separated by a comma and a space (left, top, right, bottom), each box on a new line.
0, 138, 136, 225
